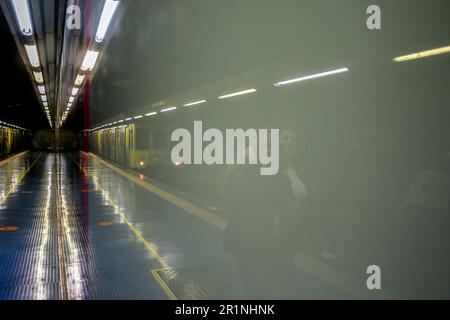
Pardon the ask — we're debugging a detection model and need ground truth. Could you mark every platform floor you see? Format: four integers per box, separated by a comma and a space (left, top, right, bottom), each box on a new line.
0, 152, 238, 299
0, 152, 380, 300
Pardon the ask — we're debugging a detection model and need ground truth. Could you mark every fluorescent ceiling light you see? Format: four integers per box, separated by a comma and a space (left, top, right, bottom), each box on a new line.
67, 103, 72, 108
274, 67, 349, 86
183, 100, 207, 107
69, 96, 74, 103
33, 71, 43, 84
125, 117, 132, 121
72, 87, 79, 96
74, 74, 85, 86
118, 120, 124, 123
24, 44, 40, 67
95, 0, 120, 43
145, 112, 157, 116
133, 115, 143, 119
160, 106, 177, 113
38, 85, 45, 94
40, 95, 47, 102
11, 0, 33, 36
393, 45, 450, 62
218, 88, 257, 99
81, 50, 99, 71
43, 102, 48, 107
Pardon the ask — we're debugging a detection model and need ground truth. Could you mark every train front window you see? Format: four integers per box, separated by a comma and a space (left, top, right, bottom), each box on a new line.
135, 128, 149, 150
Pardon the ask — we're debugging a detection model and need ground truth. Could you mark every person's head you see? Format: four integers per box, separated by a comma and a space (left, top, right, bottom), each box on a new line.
280, 128, 297, 156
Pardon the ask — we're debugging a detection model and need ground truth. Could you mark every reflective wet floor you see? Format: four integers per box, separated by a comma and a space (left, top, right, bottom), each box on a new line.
0, 152, 355, 300
0, 152, 244, 299
4, 152, 440, 300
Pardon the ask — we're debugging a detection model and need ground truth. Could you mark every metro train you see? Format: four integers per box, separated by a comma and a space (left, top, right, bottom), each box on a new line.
0, 125, 29, 159
89, 123, 156, 169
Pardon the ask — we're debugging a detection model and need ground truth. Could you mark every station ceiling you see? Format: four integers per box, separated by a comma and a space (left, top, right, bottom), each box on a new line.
0, 11, 47, 130
0, 0, 449, 131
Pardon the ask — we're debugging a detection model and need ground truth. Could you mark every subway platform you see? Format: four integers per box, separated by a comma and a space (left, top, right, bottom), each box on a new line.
0, 151, 363, 300
0, 151, 241, 300
0, 151, 448, 300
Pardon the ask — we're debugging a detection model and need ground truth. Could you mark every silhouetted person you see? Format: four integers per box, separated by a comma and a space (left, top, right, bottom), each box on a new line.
398, 150, 450, 298
222, 129, 308, 299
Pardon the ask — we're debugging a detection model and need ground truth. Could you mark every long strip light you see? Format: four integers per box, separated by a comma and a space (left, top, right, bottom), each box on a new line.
218, 88, 257, 99
160, 106, 177, 113
74, 74, 85, 86
61, 1, 120, 128
10, 1, 52, 127
84, 66, 349, 131
183, 99, 207, 107
11, 0, 33, 36
393, 45, 450, 62
274, 67, 349, 87
80, 50, 99, 71
0, 120, 27, 130
24, 44, 40, 67
92, 111, 159, 131
37, 85, 45, 94
33, 71, 43, 83
95, 0, 120, 43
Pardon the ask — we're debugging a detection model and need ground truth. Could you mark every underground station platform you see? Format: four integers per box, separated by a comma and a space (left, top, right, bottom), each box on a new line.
0, 0, 449, 305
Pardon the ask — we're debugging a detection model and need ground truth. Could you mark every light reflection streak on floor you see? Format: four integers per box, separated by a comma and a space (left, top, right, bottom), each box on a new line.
89, 171, 172, 272
35, 157, 52, 300
0, 158, 29, 208
59, 157, 85, 300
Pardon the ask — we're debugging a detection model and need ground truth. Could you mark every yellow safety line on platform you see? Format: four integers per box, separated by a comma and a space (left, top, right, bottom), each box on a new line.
0, 151, 29, 167
69, 153, 177, 300
151, 269, 178, 300
85, 152, 226, 230
0, 153, 41, 207
82, 152, 403, 299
